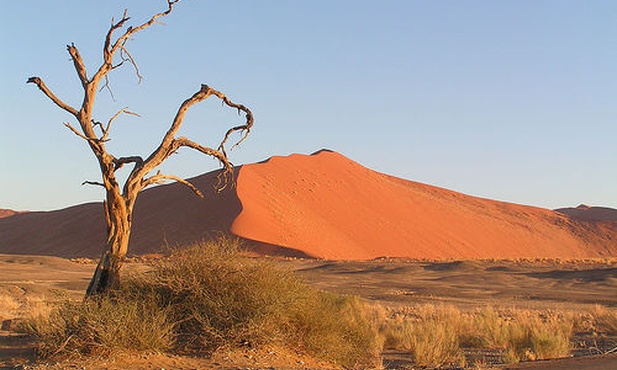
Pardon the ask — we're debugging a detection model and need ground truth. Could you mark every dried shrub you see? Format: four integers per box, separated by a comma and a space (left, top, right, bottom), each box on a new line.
26, 236, 381, 369
25, 292, 174, 358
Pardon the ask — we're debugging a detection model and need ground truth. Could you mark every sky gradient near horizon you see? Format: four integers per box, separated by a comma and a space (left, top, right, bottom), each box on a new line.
1, 0, 616, 211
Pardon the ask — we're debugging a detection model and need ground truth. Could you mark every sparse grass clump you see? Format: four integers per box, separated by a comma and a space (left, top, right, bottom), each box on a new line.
470, 306, 510, 348
378, 304, 574, 367
589, 305, 617, 335
27, 237, 381, 369
0, 293, 21, 321
379, 305, 466, 368
411, 317, 466, 368
503, 311, 573, 363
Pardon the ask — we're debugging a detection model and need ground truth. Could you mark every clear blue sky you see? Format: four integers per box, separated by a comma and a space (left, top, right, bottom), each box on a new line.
1, 0, 616, 211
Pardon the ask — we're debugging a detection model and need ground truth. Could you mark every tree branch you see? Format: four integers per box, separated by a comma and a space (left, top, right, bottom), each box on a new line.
99, 75, 117, 101
213, 91, 254, 156
27, 77, 79, 118
118, 44, 143, 83
67, 43, 89, 88
95, 0, 179, 83
133, 84, 216, 177
101, 107, 140, 141
171, 137, 229, 164
64, 122, 95, 141
102, 9, 131, 67
113, 156, 144, 170
82, 180, 105, 188
172, 137, 235, 191
125, 83, 251, 195
142, 171, 204, 198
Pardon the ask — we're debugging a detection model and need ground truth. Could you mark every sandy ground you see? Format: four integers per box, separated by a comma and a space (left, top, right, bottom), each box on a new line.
290, 258, 617, 310
0, 255, 615, 369
501, 354, 617, 370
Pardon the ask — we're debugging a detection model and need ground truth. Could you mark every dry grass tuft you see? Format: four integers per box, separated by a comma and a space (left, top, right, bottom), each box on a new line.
0, 293, 21, 320
589, 305, 617, 335
379, 304, 466, 368
377, 304, 574, 366
503, 311, 573, 363
25, 293, 174, 358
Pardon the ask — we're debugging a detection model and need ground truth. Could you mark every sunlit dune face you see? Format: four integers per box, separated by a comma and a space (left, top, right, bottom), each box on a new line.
231, 151, 617, 260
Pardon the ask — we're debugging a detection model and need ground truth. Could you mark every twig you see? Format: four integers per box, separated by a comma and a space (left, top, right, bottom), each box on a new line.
82, 180, 105, 187
142, 171, 204, 198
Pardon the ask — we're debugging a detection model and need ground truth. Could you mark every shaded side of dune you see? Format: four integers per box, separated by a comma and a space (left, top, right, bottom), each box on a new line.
555, 204, 617, 222
0, 203, 106, 257
0, 170, 306, 258
231, 151, 617, 260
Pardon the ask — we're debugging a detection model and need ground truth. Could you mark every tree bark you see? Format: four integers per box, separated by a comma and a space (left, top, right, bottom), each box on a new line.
86, 191, 132, 295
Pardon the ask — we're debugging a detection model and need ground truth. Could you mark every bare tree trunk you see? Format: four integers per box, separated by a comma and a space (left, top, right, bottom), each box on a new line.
86, 191, 132, 296
86, 248, 124, 296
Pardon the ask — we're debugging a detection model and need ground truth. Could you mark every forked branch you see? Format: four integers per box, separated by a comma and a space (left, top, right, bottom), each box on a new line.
97, 0, 179, 81
126, 83, 252, 192
118, 44, 143, 83
216, 93, 254, 156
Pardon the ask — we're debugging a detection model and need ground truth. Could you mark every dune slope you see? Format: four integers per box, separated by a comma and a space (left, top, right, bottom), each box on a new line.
231, 150, 617, 259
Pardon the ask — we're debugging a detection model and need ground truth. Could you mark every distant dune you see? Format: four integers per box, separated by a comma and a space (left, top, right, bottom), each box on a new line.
555, 204, 617, 222
0, 209, 23, 219
1, 150, 616, 259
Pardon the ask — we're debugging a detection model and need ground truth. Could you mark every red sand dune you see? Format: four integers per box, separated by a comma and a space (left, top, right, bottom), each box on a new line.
231, 150, 617, 259
1, 150, 616, 259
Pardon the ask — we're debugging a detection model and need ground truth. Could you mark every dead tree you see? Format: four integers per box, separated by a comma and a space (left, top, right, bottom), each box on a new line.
27, 0, 254, 296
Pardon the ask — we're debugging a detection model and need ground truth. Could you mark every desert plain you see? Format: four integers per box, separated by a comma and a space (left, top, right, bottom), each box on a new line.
1, 151, 616, 369
1, 255, 616, 369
